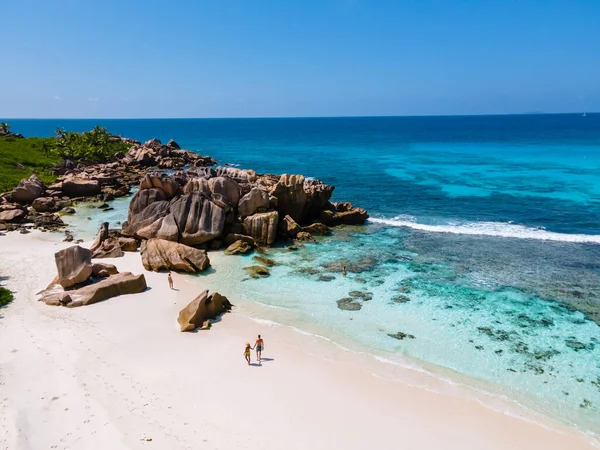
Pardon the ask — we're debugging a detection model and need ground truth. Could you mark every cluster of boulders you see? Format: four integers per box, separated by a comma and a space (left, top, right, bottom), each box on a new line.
0, 138, 217, 233
122, 138, 216, 169
122, 168, 368, 272
38, 245, 147, 307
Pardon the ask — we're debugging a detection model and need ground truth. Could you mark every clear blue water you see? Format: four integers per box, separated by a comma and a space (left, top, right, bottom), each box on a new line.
8, 115, 600, 435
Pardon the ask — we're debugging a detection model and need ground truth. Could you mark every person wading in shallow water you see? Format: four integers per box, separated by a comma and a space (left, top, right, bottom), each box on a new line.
168, 273, 174, 290
342, 265, 347, 277
244, 343, 252, 365
254, 335, 264, 361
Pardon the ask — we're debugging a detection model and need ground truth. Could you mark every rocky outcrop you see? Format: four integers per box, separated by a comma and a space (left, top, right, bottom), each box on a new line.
238, 188, 270, 218
140, 238, 210, 273
243, 211, 278, 246
42, 272, 147, 308
209, 177, 241, 207
11, 175, 45, 204
177, 290, 233, 332
139, 172, 180, 199
55, 245, 93, 288
270, 174, 308, 223
278, 214, 301, 238
224, 240, 252, 255
61, 177, 101, 197
171, 193, 226, 246
91, 238, 125, 259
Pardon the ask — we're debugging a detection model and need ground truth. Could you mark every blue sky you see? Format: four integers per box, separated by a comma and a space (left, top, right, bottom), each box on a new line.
1, 0, 599, 118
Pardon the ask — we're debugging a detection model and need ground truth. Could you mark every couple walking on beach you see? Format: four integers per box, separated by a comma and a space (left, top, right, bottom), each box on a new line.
244, 335, 264, 365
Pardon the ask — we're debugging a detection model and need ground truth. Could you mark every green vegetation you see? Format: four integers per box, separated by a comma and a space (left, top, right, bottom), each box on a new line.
0, 135, 59, 192
0, 124, 130, 192
0, 122, 11, 133
0, 286, 14, 308
50, 126, 129, 162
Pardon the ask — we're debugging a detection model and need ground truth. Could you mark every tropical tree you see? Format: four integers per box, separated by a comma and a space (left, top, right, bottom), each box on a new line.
0, 122, 11, 133
50, 126, 129, 162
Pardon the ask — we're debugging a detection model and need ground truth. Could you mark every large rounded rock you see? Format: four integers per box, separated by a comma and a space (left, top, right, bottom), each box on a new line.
278, 214, 301, 238
170, 193, 226, 246
243, 211, 279, 246
209, 177, 241, 206
224, 240, 252, 255
177, 290, 233, 332
0, 208, 26, 222
141, 238, 211, 273
32, 197, 58, 213
55, 245, 93, 288
11, 175, 45, 204
238, 187, 270, 218
61, 177, 101, 197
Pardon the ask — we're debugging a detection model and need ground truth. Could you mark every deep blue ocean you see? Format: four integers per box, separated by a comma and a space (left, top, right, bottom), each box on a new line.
7, 115, 600, 434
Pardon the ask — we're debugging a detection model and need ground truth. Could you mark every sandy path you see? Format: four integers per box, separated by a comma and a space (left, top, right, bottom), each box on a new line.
0, 231, 598, 450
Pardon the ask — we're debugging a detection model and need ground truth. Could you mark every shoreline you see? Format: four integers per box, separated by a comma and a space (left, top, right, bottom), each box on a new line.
1, 230, 599, 449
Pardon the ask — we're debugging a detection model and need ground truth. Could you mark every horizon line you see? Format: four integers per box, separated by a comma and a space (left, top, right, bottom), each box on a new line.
1, 111, 597, 121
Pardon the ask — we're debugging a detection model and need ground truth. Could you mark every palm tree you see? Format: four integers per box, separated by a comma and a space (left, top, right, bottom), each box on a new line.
0, 122, 11, 133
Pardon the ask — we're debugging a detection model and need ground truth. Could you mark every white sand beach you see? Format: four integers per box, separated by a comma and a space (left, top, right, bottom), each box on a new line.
0, 230, 598, 450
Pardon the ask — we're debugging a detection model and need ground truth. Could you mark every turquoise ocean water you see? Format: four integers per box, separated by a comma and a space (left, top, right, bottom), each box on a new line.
9, 115, 600, 435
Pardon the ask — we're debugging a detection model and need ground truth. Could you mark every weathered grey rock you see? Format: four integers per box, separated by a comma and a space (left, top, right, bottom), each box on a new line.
156, 213, 179, 241
252, 256, 275, 267
125, 189, 171, 237
243, 211, 278, 246
139, 173, 180, 199
295, 231, 315, 242
141, 238, 211, 273
302, 222, 330, 236
215, 167, 257, 183
303, 180, 335, 220
0, 208, 25, 222
331, 205, 369, 225
279, 214, 301, 237
92, 262, 118, 276
61, 272, 147, 307
117, 237, 138, 252
61, 177, 101, 197
177, 290, 233, 332
238, 187, 270, 218
224, 240, 252, 255
270, 174, 307, 223
167, 139, 181, 149
11, 175, 45, 204
32, 197, 58, 213
209, 177, 241, 206
223, 233, 255, 246
243, 265, 270, 278
183, 177, 210, 195
170, 193, 226, 246
55, 245, 93, 288
91, 238, 124, 259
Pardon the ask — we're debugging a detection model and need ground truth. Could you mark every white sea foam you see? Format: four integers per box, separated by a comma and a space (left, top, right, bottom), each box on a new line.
369, 216, 600, 244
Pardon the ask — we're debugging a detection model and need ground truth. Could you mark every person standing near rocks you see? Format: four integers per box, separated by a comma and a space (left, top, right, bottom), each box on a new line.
254, 335, 264, 361
342, 266, 347, 277
168, 273, 174, 290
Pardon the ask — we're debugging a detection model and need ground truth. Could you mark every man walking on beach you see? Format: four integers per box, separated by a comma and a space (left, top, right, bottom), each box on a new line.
168, 273, 174, 290
254, 335, 264, 361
